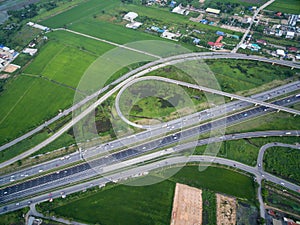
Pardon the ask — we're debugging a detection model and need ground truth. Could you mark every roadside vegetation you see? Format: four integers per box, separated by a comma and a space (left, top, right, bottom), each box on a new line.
37, 166, 256, 224
264, 146, 300, 185
194, 136, 300, 166
202, 189, 216, 225
262, 181, 300, 217
266, 0, 300, 14
226, 104, 300, 134
0, 207, 28, 225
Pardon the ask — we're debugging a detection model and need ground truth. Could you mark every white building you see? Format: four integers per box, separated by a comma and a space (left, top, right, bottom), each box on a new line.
172, 5, 185, 15
123, 12, 138, 22
23, 48, 38, 56
276, 49, 285, 57
126, 21, 143, 29
205, 8, 220, 15
161, 30, 181, 40
286, 31, 295, 39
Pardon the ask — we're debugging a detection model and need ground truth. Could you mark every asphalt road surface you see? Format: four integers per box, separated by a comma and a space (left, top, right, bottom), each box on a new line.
0, 95, 299, 206
1, 52, 300, 168
0, 51, 299, 157
1, 154, 299, 217
1, 80, 298, 187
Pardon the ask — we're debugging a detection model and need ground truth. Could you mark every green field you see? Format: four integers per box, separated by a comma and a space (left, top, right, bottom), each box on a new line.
194, 136, 300, 166
0, 30, 115, 145
226, 107, 300, 134
205, 59, 297, 94
266, 0, 300, 14
202, 189, 216, 225
38, 166, 256, 224
264, 146, 300, 185
0, 207, 28, 225
0, 75, 75, 144
40, 0, 240, 48
166, 166, 256, 202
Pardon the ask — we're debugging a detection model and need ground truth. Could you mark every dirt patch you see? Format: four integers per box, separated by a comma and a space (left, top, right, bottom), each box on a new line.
216, 193, 237, 225
0, 73, 9, 79
170, 183, 203, 225
3, 64, 20, 73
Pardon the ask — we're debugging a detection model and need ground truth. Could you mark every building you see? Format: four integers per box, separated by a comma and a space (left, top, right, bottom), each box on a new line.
276, 49, 285, 57
256, 39, 267, 45
126, 22, 143, 29
193, 38, 200, 45
216, 31, 225, 36
23, 48, 38, 56
286, 31, 295, 39
161, 30, 181, 40
206, 8, 220, 15
251, 43, 261, 51
172, 5, 186, 15
288, 14, 298, 27
207, 35, 223, 49
287, 47, 298, 52
27, 22, 50, 31
123, 12, 138, 22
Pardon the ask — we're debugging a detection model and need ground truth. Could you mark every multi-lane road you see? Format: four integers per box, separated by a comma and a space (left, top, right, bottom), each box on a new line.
0, 94, 299, 207
0, 78, 300, 185
1, 52, 300, 168
0, 81, 299, 186
0, 33, 299, 219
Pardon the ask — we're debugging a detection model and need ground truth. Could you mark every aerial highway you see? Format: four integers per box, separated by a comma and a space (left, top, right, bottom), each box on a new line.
0, 81, 299, 185
115, 76, 300, 129
0, 80, 298, 188
0, 52, 299, 168
0, 51, 299, 155
0, 81, 300, 185
1, 153, 299, 218
0, 95, 299, 206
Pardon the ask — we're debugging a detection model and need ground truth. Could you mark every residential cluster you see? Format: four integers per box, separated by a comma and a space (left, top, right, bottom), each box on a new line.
0, 45, 19, 72
121, 0, 299, 60
267, 209, 300, 225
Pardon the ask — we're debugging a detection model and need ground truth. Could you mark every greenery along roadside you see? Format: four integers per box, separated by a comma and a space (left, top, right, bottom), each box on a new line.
264, 146, 300, 185
37, 166, 256, 225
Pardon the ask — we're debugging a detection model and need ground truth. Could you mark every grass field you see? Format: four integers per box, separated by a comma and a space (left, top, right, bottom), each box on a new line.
226, 107, 300, 134
40, 0, 240, 47
0, 75, 75, 144
0, 30, 114, 145
166, 166, 256, 203
46, 177, 175, 225
38, 166, 256, 224
194, 136, 300, 166
202, 189, 216, 225
205, 59, 297, 94
266, 0, 300, 14
0, 207, 28, 225
264, 146, 300, 185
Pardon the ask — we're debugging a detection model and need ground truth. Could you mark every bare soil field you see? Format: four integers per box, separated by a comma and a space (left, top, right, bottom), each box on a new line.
170, 183, 203, 225
3, 64, 20, 73
216, 193, 237, 225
